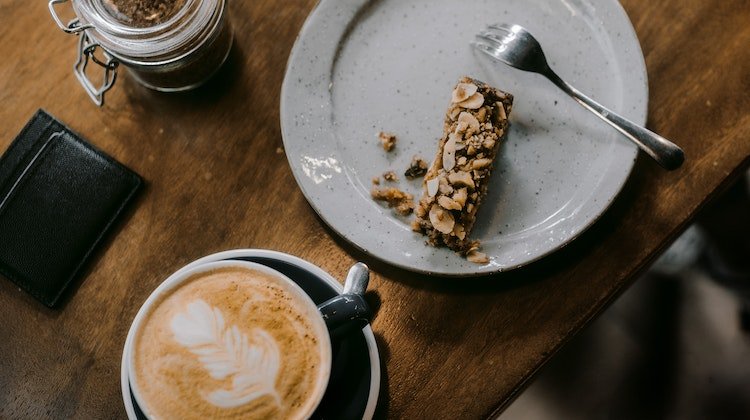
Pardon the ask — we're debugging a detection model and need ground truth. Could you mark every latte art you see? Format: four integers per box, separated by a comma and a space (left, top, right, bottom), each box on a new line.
131, 266, 331, 420
170, 299, 282, 408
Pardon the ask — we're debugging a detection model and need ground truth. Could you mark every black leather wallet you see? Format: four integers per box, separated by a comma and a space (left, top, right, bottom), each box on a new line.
0, 110, 143, 307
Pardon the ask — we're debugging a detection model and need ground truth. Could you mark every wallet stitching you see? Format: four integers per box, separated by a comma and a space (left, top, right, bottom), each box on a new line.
0, 110, 51, 197
0, 118, 143, 307
0, 134, 70, 305
0, 111, 55, 304
0, 132, 61, 216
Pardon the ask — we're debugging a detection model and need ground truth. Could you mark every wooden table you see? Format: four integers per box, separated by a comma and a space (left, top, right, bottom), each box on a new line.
1, 0, 748, 418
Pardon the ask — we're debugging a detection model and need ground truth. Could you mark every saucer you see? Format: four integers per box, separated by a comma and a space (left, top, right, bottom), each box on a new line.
121, 249, 380, 420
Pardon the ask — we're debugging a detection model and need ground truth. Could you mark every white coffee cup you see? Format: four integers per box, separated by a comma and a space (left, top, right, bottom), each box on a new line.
125, 259, 371, 419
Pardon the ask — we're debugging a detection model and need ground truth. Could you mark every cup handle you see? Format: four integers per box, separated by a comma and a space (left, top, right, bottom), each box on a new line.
317, 262, 371, 337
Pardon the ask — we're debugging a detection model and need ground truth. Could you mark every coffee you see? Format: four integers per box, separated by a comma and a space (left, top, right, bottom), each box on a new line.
131, 266, 331, 419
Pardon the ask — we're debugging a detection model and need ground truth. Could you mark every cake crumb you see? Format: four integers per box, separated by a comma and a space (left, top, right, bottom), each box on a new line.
378, 131, 397, 152
372, 176, 380, 185
404, 156, 429, 179
466, 250, 489, 264
371, 187, 414, 215
275, 147, 284, 154
383, 170, 398, 182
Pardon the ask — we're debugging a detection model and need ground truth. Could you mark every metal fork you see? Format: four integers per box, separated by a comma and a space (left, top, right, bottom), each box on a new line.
474, 24, 684, 170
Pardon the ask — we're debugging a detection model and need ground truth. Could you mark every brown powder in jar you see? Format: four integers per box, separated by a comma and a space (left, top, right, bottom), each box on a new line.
127, 16, 233, 90
102, 0, 187, 27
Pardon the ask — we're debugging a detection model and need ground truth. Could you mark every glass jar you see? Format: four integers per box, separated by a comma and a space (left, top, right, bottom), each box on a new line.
48, 0, 233, 105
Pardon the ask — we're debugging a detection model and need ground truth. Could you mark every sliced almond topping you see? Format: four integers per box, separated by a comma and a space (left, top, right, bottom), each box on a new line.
455, 141, 466, 151
457, 156, 467, 165
438, 183, 454, 195
448, 171, 475, 189
452, 223, 466, 240
472, 158, 492, 170
451, 83, 478, 103
429, 204, 455, 234
452, 188, 468, 206
476, 107, 488, 123
458, 92, 484, 109
443, 132, 459, 171
457, 112, 480, 136
496, 102, 507, 120
449, 106, 462, 121
483, 138, 496, 150
438, 195, 462, 211
426, 177, 439, 197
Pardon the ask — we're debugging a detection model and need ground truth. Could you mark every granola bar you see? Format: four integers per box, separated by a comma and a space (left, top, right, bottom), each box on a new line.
412, 77, 513, 262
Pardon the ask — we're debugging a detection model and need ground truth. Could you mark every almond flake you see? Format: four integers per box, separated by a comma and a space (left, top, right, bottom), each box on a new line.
472, 158, 492, 170
452, 188, 468, 206
443, 132, 459, 171
458, 112, 480, 135
438, 196, 462, 211
452, 223, 466, 240
451, 83, 478, 103
438, 183, 454, 195
458, 92, 484, 109
429, 204, 455, 234
426, 177, 439, 197
497, 102, 507, 120
448, 171, 475, 189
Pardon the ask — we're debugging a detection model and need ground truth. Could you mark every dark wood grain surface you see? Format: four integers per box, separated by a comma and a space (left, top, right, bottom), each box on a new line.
0, 0, 748, 418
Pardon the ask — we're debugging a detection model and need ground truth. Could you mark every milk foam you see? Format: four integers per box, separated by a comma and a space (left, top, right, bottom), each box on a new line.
170, 299, 282, 408
132, 266, 331, 420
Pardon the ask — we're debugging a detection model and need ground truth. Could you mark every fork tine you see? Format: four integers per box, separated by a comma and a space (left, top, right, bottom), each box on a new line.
478, 30, 508, 44
475, 33, 505, 48
487, 23, 513, 34
471, 38, 506, 61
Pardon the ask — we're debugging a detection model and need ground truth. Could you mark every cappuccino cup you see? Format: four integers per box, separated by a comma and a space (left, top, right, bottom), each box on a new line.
125, 260, 371, 420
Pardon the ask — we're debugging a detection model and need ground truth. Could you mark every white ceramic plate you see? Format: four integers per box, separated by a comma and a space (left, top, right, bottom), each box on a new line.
281, 0, 647, 276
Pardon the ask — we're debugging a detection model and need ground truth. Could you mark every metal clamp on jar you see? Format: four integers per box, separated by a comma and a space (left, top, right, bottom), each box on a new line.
49, 0, 233, 106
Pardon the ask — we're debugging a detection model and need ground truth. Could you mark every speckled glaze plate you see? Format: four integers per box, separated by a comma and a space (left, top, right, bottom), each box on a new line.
281, 0, 647, 276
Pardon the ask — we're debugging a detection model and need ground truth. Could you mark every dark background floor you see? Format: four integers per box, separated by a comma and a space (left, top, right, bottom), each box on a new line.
500, 174, 750, 420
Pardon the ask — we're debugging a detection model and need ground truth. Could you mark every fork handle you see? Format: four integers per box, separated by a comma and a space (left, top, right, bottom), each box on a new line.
544, 69, 684, 170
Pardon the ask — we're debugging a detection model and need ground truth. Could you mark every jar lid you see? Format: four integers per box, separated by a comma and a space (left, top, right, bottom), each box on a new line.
73, 0, 224, 64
